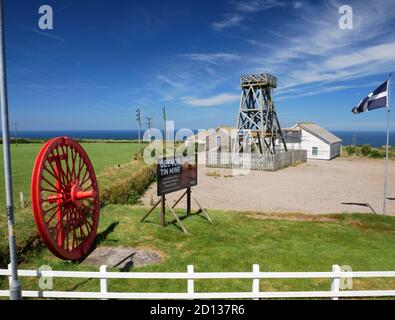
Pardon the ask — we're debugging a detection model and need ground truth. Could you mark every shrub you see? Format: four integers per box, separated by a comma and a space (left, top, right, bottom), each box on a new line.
361, 144, 372, 156
101, 164, 156, 205
370, 149, 385, 158
345, 145, 356, 156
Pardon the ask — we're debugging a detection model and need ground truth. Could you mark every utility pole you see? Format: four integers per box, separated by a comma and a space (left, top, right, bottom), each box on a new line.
352, 134, 357, 146
146, 117, 153, 142
162, 107, 166, 157
0, 0, 22, 300
13, 121, 17, 147
136, 109, 141, 152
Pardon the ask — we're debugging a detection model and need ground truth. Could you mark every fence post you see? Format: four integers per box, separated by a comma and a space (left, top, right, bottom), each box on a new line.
7, 263, 12, 287
100, 265, 108, 300
252, 264, 260, 300
19, 192, 25, 209
187, 265, 194, 299
331, 264, 341, 300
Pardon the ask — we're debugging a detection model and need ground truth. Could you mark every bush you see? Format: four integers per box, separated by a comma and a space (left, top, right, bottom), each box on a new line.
101, 164, 156, 205
370, 149, 385, 158
361, 144, 372, 156
345, 145, 356, 156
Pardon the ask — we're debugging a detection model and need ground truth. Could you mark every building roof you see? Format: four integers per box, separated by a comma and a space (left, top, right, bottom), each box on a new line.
186, 130, 213, 141
297, 122, 342, 144
216, 126, 236, 132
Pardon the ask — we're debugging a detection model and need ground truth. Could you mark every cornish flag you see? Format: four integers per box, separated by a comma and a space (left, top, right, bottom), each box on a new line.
352, 80, 389, 114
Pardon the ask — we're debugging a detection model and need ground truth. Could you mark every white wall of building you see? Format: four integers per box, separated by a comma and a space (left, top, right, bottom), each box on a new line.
287, 129, 341, 160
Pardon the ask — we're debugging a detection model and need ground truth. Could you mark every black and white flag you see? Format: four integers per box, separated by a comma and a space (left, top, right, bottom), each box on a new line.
352, 80, 389, 114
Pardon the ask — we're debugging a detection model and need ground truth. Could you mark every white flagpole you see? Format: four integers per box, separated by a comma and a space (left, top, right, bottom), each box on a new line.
383, 73, 392, 215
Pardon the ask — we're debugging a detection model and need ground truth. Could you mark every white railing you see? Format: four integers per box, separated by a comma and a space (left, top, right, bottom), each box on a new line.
1, 264, 395, 299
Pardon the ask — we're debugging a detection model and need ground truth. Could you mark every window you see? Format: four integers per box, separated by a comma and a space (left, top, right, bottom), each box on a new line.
312, 147, 318, 156
216, 136, 221, 148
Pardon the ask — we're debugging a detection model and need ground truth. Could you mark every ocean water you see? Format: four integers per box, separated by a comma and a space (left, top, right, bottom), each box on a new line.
332, 131, 394, 148
9, 130, 395, 148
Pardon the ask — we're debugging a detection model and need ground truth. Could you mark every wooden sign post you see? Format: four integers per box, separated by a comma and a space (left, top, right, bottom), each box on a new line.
141, 155, 211, 234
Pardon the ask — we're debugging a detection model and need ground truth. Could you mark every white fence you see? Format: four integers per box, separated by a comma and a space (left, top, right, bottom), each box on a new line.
206, 150, 307, 171
1, 264, 395, 299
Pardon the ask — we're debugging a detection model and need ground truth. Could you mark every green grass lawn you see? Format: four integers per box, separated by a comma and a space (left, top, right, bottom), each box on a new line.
7, 206, 395, 295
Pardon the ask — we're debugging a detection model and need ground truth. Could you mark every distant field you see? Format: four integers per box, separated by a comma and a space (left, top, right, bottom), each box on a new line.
0, 142, 141, 208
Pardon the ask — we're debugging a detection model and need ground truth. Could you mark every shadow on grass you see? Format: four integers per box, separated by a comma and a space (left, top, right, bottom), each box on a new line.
75, 221, 120, 265
342, 202, 376, 214
66, 222, 120, 290
95, 221, 120, 246
167, 210, 211, 232
1, 234, 45, 269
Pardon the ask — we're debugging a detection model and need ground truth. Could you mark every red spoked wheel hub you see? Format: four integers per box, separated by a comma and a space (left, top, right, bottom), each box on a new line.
31, 137, 100, 260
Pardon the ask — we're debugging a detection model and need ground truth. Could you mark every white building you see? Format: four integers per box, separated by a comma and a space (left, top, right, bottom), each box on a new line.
284, 123, 342, 160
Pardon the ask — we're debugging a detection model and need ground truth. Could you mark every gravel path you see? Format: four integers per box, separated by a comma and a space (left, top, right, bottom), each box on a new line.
141, 157, 395, 215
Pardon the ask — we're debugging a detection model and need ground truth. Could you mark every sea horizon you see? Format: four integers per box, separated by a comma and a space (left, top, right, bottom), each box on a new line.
3, 129, 395, 148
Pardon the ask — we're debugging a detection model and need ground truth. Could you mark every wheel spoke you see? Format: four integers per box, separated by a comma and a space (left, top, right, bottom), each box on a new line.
80, 166, 90, 186
61, 145, 72, 182
49, 148, 67, 186
42, 177, 60, 193
71, 148, 78, 180
52, 147, 70, 185
46, 204, 66, 226
41, 187, 59, 194
76, 156, 85, 180
42, 202, 60, 214
44, 164, 67, 189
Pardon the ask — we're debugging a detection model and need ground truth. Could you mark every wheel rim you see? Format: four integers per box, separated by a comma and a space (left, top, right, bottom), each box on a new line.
31, 137, 100, 260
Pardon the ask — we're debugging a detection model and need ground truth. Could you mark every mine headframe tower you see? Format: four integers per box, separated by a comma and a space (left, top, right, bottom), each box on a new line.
233, 73, 287, 155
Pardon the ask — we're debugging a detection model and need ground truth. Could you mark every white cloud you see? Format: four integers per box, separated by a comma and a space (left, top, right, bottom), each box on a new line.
212, 14, 244, 32
182, 93, 239, 107
324, 43, 395, 70
179, 53, 241, 65
232, 0, 286, 12
246, 0, 395, 95
157, 74, 184, 88
213, 1, 303, 32
276, 82, 379, 101
32, 28, 65, 42
158, 0, 395, 112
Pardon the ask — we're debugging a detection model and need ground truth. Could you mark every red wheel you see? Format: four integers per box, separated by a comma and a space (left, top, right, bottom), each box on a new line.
31, 137, 100, 260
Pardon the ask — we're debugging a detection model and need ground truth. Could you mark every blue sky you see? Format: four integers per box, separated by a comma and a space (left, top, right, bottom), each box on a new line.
4, 0, 395, 131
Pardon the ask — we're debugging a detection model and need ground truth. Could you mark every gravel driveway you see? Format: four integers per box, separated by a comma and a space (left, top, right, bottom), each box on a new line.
141, 157, 395, 215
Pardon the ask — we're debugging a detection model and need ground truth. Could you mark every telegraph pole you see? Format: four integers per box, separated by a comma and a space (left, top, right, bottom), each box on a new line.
146, 117, 153, 142
162, 107, 166, 157
0, 0, 22, 300
136, 109, 141, 152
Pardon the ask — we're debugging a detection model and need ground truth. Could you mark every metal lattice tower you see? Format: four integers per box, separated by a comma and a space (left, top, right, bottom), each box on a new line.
233, 73, 287, 155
